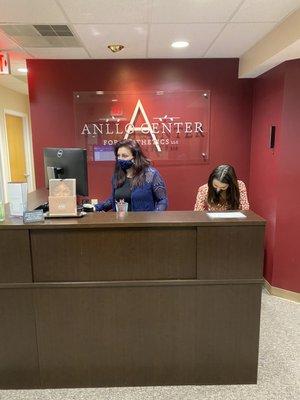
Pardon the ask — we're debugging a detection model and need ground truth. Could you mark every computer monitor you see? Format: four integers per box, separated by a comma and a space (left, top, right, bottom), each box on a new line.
43, 148, 88, 196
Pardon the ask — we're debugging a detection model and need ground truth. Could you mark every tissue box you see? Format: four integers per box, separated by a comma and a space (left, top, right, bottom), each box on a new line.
7, 182, 28, 216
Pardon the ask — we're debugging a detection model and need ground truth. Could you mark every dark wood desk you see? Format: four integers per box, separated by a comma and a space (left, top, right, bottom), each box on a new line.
0, 191, 265, 388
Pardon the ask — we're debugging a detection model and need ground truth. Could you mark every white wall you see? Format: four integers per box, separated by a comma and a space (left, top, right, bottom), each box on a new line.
0, 84, 34, 202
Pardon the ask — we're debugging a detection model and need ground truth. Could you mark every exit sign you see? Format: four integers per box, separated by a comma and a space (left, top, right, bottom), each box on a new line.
0, 52, 10, 75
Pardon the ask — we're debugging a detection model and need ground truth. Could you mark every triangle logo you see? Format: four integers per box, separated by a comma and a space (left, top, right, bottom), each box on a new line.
124, 99, 161, 152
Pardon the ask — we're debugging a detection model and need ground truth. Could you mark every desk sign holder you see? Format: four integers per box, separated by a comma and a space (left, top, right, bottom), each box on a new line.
23, 209, 45, 224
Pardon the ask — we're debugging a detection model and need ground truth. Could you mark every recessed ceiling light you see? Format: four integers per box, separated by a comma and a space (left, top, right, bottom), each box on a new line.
108, 44, 124, 53
171, 41, 189, 49
17, 67, 28, 73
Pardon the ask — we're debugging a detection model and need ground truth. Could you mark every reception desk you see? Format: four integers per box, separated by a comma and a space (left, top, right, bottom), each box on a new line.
0, 192, 265, 388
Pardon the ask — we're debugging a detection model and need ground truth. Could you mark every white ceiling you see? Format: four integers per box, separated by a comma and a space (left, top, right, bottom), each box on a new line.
0, 0, 300, 93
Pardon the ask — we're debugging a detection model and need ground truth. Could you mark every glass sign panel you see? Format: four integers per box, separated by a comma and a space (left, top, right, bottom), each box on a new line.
74, 90, 210, 163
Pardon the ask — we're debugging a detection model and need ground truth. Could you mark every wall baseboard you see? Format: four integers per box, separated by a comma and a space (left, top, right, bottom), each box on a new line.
264, 279, 300, 303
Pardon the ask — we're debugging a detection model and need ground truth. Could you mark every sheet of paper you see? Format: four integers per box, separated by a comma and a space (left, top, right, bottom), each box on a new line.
206, 212, 246, 219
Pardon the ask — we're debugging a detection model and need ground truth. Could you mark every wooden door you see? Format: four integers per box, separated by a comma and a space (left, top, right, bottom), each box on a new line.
5, 114, 27, 182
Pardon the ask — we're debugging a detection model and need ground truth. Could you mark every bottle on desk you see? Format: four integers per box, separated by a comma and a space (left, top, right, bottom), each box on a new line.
0, 184, 5, 221
0, 200, 5, 222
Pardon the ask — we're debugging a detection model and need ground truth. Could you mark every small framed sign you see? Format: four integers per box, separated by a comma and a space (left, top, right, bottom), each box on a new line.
0, 52, 10, 75
23, 210, 45, 224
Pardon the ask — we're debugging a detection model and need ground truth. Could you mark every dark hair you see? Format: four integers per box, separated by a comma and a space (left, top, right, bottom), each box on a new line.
113, 139, 151, 188
207, 165, 240, 210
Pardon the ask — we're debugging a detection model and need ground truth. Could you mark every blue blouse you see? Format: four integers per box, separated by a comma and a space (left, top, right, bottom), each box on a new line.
95, 166, 168, 212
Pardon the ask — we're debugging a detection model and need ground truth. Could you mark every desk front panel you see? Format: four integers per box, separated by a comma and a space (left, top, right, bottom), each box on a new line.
0, 230, 32, 283
0, 288, 39, 388
34, 283, 262, 387
197, 226, 264, 280
31, 227, 197, 282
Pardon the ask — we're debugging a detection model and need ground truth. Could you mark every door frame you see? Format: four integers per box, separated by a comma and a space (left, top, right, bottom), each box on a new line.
0, 109, 36, 201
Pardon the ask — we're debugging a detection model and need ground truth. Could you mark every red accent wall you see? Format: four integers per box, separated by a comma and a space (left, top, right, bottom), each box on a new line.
249, 65, 284, 285
27, 58, 300, 292
27, 59, 253, 210
249, 60, 300, 293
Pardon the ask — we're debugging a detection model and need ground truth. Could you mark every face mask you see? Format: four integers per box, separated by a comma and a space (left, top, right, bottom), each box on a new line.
117, 159, 134, 170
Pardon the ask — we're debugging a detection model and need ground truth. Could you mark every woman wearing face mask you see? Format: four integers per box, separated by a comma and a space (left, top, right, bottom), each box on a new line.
194, 164, 249, 211
95, 139, 168, 212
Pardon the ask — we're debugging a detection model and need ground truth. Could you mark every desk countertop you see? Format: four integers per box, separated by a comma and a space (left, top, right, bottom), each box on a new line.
0, 188, 265, 229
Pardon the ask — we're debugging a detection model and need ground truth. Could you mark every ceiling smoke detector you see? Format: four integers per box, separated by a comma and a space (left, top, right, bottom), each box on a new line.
108, 44, 124, 53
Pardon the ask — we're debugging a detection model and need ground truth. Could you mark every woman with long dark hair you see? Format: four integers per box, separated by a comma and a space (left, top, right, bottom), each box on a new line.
95, 139, 168, 212
194, 164, 249, 211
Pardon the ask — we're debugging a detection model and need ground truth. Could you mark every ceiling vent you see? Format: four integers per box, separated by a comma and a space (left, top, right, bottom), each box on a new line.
33, 25, 73, 37
0, 24, 80, 47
